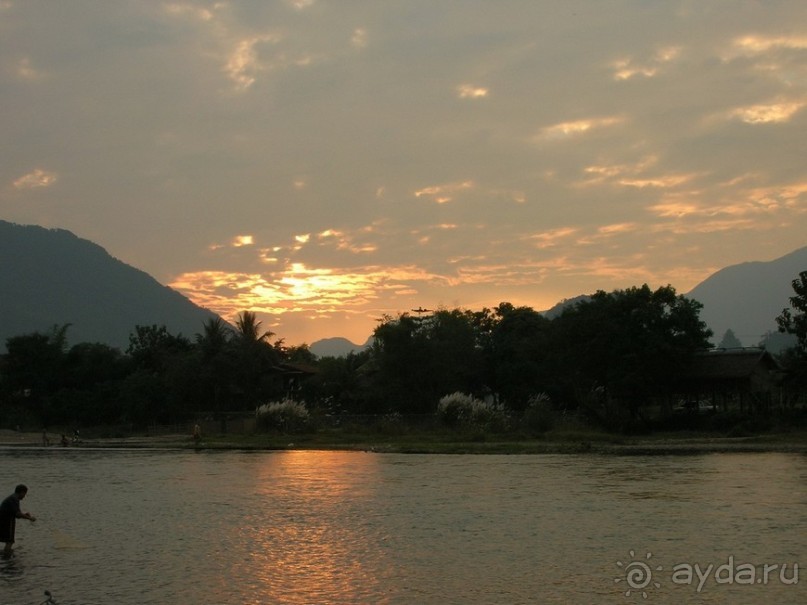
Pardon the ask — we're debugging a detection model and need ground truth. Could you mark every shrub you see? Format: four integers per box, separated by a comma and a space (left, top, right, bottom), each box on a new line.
437, 392, 507, 432
255, 399, 311, 433
375, 411, 405, 435
523, 393, 555, 434
437, 392, 475, 427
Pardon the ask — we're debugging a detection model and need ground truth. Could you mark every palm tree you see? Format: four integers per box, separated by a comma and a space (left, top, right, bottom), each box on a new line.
234, 311, 274, 344
196, 317, 233, 358
232, 311, 281, 407
192, 317, 235, 417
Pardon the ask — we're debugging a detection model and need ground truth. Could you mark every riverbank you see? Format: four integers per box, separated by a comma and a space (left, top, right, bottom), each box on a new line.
3, 428, 807, 454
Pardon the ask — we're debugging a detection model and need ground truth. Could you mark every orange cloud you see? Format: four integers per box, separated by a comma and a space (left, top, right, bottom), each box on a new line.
457, 84, 489, 99
414, 180, 475, 203
618, 174, 698, 188
170, 262, 446, 324
731, 35, 807, 55
13, 168, 58, 189
727, 99, 806, 124
536, 116, 624, 141
232, 235, 254, 247
226, 34, 280, 90
528, 227, 578, 249
611, 46, 681, 80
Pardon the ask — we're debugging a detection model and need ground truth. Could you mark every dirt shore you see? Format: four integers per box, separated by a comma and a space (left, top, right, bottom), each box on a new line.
0, 429, 187, 449
3, 428, 807, 455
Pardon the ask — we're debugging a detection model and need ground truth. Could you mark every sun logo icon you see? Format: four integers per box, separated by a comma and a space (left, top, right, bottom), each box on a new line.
615, 550, 663, 599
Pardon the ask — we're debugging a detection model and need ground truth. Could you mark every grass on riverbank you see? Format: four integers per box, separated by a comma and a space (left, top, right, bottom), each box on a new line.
5, 426, 807, 454
192, 426, 807, 454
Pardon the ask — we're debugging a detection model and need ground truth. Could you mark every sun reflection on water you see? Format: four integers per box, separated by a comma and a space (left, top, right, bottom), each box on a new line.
225, 451, 390, 604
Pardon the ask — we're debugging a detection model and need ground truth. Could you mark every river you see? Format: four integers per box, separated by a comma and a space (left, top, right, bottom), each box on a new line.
0, 449, 804, 604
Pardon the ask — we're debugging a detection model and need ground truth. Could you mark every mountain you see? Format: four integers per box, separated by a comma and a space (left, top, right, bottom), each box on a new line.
309, 336, 372, 358
4, 219, 804, 356
311, 246, 807, 356
686, 246, 807, 347
0, 220, 221, 351
542, 294, 591, 319
540, 249, 806, 349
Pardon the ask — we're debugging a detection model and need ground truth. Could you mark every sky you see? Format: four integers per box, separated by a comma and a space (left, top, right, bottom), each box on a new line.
2, 1, 806, 346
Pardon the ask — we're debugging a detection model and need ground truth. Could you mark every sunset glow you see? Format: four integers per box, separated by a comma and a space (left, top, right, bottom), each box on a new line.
2, 2, 805, 346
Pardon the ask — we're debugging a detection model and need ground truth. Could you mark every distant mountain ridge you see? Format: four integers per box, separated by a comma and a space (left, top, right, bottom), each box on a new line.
0, 220, 220, 351
313, 248, 807, 356
686, 245, 807, 347
3, 220, 805, 356
309, 336, 372, 358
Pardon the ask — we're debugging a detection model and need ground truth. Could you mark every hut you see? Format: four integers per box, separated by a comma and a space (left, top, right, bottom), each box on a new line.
680, 348, 782, 413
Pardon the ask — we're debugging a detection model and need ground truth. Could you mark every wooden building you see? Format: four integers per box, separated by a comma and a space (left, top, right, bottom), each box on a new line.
679, 348, 782, 412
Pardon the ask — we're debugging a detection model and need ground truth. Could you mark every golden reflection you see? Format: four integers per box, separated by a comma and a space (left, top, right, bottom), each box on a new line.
235, 451, 388, 604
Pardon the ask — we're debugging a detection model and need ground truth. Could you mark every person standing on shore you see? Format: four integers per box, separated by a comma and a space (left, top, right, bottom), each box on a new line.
1, 484, 36, 557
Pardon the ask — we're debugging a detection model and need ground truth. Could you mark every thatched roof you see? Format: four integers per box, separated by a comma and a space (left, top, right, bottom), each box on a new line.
275, 361, 318, 376
685, 348, 780, 380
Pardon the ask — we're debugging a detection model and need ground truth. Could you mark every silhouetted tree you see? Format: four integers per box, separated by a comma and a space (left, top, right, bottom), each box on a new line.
717, 329, 743, 349
126, 324, 191, 372
301, 350, 372, 413
551, 285, 712, 428
368, 309, 485, 413
231, 311, 282, 408
52, 342, 127, 425
489, 303, 552, 409
776, 270, 807, 390
122, 325, 193, 424
777, 270, 807, 354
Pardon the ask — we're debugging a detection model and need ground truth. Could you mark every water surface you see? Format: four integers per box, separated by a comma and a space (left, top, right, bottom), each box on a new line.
0, 449, 804, 604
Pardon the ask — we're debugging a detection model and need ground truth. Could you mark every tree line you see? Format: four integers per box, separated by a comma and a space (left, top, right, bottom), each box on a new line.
2, 278, 806, 433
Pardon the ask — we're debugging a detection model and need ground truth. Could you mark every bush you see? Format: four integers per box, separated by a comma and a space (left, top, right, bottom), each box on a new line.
375, 412, 405, 435
437, 392, 507, 432
255, 399, 311, 433
523, 393, 555, 434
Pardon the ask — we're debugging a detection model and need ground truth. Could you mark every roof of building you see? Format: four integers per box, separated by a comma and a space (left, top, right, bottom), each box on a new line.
685, 348, 780, 380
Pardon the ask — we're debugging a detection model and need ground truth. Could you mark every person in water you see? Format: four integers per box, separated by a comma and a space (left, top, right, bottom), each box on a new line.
1, 484, 36, 557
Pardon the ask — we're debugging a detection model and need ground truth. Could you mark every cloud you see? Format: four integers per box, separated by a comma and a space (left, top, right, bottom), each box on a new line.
169, 261, 445, 324
414, 181, 475, 204
4, 1, 806, 345
12, 169, 58, 190
730, 35, 807, 55
611, 46, 681, 80
726, 98, 806, 124
162, 3, 315, 92
618, 174, 699, 189
528, 227, 578, 249
598, 223, 638, 236
648, 180, 807, 220
578, 157, 699, 190
351, 28, 367, 49
287, 0, 315, 10
232, 235, 254, 247
535, 116, 625, 141
15, 57, 44, 80
457, 84, 489, 99
226, 34, 281, 90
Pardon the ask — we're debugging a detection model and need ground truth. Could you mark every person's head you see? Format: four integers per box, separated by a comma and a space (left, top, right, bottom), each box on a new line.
14, 484, 28, 499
